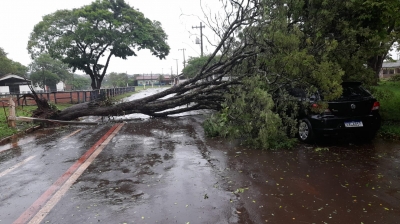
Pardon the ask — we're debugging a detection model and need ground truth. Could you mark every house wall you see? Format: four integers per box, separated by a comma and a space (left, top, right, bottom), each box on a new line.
137, 80, 161, 86
57, 82, 65, 91
381, 67, 400, 78
0, 86, 9, 94
19, 85, 31, 93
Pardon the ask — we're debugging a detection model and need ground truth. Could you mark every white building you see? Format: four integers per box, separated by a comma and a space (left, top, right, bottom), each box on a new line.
0, 74, 32, 94
0, 74, 66, 94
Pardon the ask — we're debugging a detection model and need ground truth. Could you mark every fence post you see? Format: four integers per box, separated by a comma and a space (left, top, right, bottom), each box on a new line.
70, 92, 73, 104
8, 97, 16, 128
16, 94, 20, 106
54, 92, 57, 104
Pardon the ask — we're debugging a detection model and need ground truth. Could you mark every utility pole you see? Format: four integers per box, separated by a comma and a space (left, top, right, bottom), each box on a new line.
173, 59, 178, 76
192, 22, 205, 57
178, 48, 186, 68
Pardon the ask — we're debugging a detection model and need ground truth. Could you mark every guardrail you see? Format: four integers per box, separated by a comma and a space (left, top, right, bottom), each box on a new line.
0, 87, 135, 106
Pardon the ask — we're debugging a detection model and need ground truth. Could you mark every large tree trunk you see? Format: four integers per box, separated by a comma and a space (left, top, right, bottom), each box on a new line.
367, 55, 385, 85
49, 1, 260, 121
52, 74, 243, 120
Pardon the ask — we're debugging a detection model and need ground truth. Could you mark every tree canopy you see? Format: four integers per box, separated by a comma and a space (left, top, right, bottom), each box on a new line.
105, 72, 128, 88
181, 55, 220, 79
29, 53, 72, 90
27, 0, 170, 90
0, 47, 28, 77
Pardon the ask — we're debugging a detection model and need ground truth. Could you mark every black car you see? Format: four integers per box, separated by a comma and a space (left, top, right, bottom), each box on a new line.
296, 82, 381, 142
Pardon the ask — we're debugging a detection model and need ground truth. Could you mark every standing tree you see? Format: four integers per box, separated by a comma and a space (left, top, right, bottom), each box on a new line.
158, 74, 164, 85
0, 47, 28, 77
106, 72, 128, 87
181, 55, 220, 79
29, 53, 72, 91
71, 74, 91, 90
27, 0, 170, 90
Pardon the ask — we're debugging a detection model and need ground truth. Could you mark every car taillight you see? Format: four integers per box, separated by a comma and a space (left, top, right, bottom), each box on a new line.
311, 103, 332, 115
372, 101, 380, 110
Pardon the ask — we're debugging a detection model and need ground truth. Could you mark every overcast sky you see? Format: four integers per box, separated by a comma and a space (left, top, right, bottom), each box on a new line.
0, 0, 221, 75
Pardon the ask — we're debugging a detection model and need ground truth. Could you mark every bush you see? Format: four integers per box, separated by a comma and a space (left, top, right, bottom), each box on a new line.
389, 74, 400, 82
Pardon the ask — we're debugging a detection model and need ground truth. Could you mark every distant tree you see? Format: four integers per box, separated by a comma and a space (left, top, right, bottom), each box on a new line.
182, 55, 219, 79
107, 72, 128, 87
12, 61, 29, 78
29, 53, 72, 90
158, 75, 164, 84
71, 74, 91, 90
27, 0, 170, 90
127, 75, 136, 86
0, 47, 28, 77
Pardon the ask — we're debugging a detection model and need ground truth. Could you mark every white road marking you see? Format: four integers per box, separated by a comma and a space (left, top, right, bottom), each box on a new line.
0, 155, 36, 178
61, 129, 82, 140
28, 123, 124, 224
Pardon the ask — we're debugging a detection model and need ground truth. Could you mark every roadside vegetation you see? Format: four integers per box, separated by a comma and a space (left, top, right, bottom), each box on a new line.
372, 77, 400, 139
0, 90, 141, 140
0, 103, 72, 140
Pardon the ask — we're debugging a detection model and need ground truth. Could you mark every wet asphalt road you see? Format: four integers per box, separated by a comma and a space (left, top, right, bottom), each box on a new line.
0, 88, 399, 224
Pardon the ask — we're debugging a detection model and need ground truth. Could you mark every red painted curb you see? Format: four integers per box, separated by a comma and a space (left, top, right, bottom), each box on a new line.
13, 124, 120, 224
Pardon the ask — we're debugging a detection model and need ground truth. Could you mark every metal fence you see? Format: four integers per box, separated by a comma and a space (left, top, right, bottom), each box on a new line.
0, 87, 135, 106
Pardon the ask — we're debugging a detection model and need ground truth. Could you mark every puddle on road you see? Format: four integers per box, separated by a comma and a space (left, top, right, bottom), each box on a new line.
0, 128, 58, 154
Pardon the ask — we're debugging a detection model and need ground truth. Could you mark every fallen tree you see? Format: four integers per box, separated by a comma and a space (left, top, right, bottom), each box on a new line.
27, 0, 398, 124
49, 0, 261, 121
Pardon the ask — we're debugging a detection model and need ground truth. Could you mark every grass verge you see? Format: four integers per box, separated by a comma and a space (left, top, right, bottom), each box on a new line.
373, 80, 400, 140
0, 87, 152, 140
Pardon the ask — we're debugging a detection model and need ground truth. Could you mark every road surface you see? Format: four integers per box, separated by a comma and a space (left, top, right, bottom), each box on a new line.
0, 88, 399, 223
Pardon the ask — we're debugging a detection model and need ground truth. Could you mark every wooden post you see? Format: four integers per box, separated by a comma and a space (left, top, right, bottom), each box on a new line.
8, 97, 16, 128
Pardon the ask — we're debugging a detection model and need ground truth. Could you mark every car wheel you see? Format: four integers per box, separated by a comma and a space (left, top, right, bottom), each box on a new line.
298, 118, 314, 143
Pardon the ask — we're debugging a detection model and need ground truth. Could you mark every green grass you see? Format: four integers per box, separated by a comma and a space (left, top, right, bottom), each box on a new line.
373, 81, 400, 139
0, 105, 38, 139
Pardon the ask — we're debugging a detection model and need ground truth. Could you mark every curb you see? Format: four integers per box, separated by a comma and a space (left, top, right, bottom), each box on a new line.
0, 125, 42, 145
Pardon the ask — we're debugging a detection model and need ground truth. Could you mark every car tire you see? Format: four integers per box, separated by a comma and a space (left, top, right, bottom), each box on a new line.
298, 118, 314, 143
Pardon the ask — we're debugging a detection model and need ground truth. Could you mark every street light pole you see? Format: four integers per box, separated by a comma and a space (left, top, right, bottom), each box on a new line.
173, 59, 178, 76
179, 48, 186, 68
173, 59, 178, 85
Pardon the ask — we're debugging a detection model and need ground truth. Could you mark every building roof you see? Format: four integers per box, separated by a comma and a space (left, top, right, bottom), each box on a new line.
382, 60, 400, 68
136, 75, 173, 80
0, 74, 31, 82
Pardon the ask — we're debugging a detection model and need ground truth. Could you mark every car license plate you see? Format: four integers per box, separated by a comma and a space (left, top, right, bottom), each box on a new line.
344, 121, 363, 127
